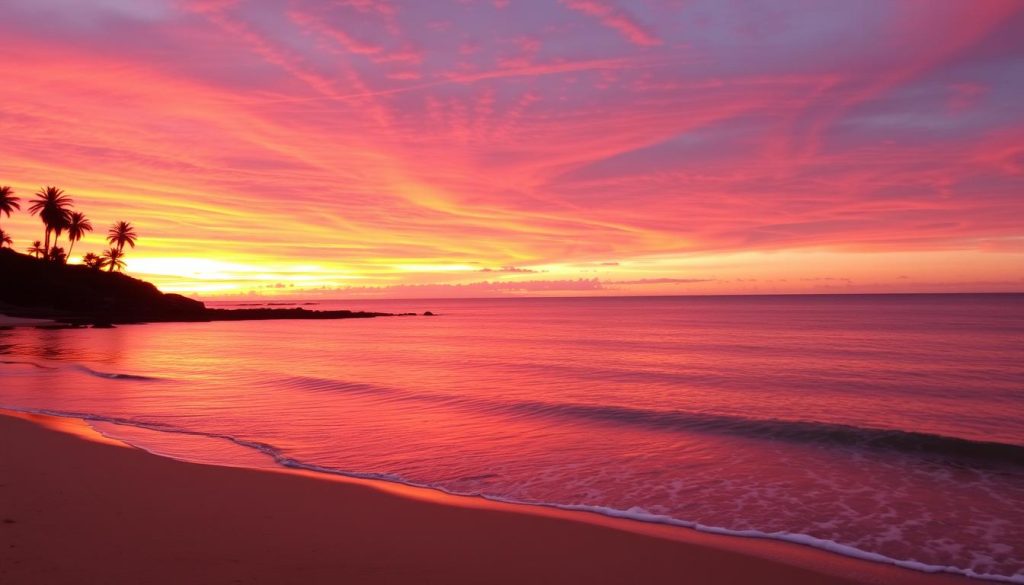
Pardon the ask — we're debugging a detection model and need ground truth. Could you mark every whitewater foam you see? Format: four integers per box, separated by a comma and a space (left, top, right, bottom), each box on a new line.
2, 404, 1020, 584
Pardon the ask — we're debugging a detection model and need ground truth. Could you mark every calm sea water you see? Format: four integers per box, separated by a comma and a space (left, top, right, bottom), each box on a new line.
2, 294, 1023, 581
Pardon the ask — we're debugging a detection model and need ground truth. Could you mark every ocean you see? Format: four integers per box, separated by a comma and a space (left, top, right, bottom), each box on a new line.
1, 294, 1022, 581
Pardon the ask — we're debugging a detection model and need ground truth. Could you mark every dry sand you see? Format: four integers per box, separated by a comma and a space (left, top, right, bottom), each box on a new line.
0, 412, 972, 584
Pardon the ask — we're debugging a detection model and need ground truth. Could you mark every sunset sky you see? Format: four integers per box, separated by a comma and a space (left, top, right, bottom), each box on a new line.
1, 0, 1022, 298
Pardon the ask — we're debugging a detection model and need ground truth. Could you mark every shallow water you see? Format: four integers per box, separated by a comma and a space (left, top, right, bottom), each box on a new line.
2, 294, 1022, 581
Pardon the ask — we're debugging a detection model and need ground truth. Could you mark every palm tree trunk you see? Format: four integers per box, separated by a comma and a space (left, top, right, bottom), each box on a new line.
43, 229, 50, 257
67, 240, 75, 260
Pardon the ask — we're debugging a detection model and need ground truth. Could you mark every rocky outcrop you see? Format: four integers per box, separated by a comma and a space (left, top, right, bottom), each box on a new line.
0, 249, 393, 324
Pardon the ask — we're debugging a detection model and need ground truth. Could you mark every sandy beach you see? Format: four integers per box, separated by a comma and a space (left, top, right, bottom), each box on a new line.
0, 411, 973, 585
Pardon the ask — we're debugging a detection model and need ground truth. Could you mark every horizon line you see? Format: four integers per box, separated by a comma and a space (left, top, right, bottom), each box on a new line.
201, 290, 1024, 303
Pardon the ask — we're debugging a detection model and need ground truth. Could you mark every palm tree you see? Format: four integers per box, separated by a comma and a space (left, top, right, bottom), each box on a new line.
0, 186, 19, 230
48, 246, 67, 264
28, 186, 73, 257
82, 252, 105, 270
106, 220, 137, 252
27, 240, 44, 258
0, 228, 12, 249
50, 212, 72, 255
65, 211, 93, 258
102, 247, 125, 272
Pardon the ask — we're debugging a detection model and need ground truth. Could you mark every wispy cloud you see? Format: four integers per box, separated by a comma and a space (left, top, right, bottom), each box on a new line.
479, 266, 540, 273
0, 0, 1022, 296
609, 278, 712, 285
561, 0, 661, 47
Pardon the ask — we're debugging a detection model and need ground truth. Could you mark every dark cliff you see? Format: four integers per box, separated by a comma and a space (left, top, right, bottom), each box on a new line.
0, 249, 391, 324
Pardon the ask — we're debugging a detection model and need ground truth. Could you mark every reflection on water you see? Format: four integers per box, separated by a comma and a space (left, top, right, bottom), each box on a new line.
1, 294, 1023, 581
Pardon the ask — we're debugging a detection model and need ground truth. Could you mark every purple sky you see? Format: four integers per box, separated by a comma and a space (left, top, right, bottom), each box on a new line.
1, 1, 1022, 296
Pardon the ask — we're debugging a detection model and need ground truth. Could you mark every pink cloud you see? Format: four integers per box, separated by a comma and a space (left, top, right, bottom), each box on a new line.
561, 0, 661, 47
947, 83, 987, 112
335, 0, 397, 17
445, 57, 633, 83
0, 1, 1022, 295
288, 9, 423, 66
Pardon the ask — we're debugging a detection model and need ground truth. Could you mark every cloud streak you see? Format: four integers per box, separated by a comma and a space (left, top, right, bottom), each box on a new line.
0, 0, 1021, 297
561, 0, 662, 47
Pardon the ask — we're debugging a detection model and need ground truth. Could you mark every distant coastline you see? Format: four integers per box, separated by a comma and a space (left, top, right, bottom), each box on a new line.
0, 249, 433, 327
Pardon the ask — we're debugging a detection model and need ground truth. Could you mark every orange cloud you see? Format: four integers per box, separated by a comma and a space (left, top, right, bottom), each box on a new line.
0, 0, 1021, 297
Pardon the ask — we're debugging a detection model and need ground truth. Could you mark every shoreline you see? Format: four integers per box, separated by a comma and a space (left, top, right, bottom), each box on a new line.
0, 250, 428, 326
0, 409, 974, 585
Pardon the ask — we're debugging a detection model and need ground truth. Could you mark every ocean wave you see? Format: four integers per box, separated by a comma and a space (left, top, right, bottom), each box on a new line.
0, 360, 163, 380
0, 360, 55, 369
1, 404, 1021, 584
71, 365, 164, 381
513, 401, 1024, 466
276, 374, 1024, 467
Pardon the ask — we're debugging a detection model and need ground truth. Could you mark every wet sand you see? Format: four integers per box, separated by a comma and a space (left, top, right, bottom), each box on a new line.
0, 412, 971, 584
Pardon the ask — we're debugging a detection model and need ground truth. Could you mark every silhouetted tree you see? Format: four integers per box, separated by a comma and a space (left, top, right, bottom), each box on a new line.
28, 186, 73, 258
102, 247, 125, 272
82, 252, 105, 270
0, 186, 19, 231
65, 211, 93, 259
51, 214, 71, 256
48, 246, 67, 264
106, 220, 137, 253
0, 228, 12, 249
27, 240, 44, 258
